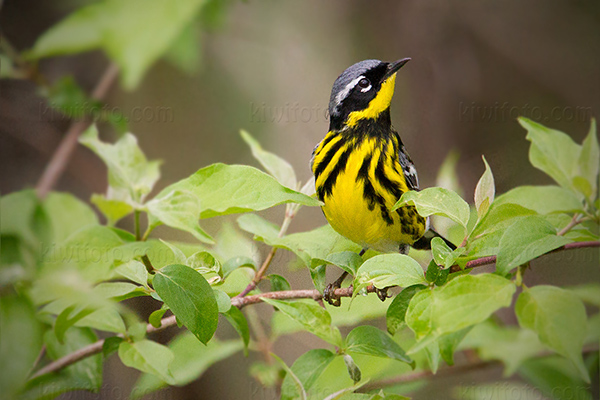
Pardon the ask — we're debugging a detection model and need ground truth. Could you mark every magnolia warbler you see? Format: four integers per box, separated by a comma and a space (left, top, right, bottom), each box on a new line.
311, 58, 455, 305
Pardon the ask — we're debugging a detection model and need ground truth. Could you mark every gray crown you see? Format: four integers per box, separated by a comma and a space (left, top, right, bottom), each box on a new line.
328, 59, 381, 116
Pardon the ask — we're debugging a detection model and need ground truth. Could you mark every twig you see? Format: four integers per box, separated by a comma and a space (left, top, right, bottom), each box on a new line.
449, 240, 600, 273
358, 344, 599, 393
235, 205, 297, 298
28, 241, 600, 379
557, 213, 583, 236
36, 63, 119, 198
30, 315, 177, 380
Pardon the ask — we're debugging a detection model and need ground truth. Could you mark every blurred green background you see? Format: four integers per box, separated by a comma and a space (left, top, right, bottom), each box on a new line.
1, 0, 599, 398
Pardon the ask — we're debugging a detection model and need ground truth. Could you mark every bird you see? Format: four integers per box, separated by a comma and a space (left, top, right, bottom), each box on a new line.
310, 58, 455, 305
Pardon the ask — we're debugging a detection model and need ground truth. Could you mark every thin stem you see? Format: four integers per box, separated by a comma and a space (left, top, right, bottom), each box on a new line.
235, 205, 297, 298
141, 255, 154, 273
36, 63, 119, 198
134, 210, 141, 241
557, 213, 583, 236
28, 240, 600, 379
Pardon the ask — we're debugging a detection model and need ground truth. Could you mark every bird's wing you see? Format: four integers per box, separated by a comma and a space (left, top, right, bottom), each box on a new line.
398, 146, 420, 191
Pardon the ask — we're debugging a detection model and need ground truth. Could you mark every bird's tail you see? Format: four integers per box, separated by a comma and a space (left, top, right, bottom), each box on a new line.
412, 228, 457, 251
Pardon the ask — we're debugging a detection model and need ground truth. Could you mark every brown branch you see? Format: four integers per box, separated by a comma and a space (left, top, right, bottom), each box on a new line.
28, 241, 600, 380
36, 63, 119, 198
30, 315, 177, 380
359, 344, 599, 393
449, 240, 600, 273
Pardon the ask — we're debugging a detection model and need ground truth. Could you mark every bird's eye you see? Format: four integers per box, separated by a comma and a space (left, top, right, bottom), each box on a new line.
358, 78, 370, 89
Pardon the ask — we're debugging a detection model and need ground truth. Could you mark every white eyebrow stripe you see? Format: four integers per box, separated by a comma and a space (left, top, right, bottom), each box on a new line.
335, 75, 365, 108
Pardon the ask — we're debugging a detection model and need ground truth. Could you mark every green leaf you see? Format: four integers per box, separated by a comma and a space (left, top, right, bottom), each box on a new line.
327, 251, 364, 277
269, 274, 291, 292
519, 356, 593, 400
146, 189, 214, 243
153, 264, 218, 344
118, 340, 175, 385
578, 119, 599, 200
115, 260, 149, 288
102, 336, 124, 358
46, 327, 102, 390
261, 298, 343, 347
494, 185, 583, 214
239, 214, 361, 267
223, 307, 250, 354
132, 334, 241, 396
467, 203, 537, 258
425, 260, 440, 283
496, 215, 571, 275
222, 256, 256, 278
462, 322, 545, 376
392, 187, 470, 231
436, 150, 463, 197
431, 237, 465, 269
213, 289, 231, 313
310, 264, 327, 293
186, 250, 220, 274
80, 125, 160, 202
148, 306, 168, 329
154, 164, 319, 220
0, 295, 43, 398
568, 283, 600, 307
354, 254, 427, 294
474, 156, 495, 219
406, 274, 515, 348
424, 342, 441, 373
281, 349, 336, 400
519, 117, 582, 193
386, 285, 425, 335
241, 130, 297, 188
343, 354, 362, 383
438, 327, 471, 366
515, 285, 589, 382
30, 0, 209, 89
163, 22, 200, 75
345, 325, 412, 364
127, 321, 148, 342
249, 361, 282, 388
44, 192, 99, 243
273, 353, 307, 400
91, 193, 134, 226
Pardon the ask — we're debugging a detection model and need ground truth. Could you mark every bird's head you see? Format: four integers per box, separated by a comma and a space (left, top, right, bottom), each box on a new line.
328, 58, 410, 131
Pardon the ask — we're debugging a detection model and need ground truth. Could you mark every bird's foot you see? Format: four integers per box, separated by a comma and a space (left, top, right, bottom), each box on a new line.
376, 287, 391, 302
323, 271, 349, 307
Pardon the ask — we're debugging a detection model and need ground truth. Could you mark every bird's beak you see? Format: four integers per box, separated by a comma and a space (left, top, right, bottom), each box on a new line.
383, 57, 411, 80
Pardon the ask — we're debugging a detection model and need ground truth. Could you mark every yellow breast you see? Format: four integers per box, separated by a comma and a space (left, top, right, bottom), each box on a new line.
312, 134, 425, 253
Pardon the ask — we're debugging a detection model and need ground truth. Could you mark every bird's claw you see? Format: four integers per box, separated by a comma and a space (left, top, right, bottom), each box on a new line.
323, 282, 342, 307
376, 287, 390, 302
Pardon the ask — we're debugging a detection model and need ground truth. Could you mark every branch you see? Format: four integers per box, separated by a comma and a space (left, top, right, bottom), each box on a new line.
358, 344, 599, 393
449, 240, 600, 273
29, 240, 599, 379
36, 63, 119, 198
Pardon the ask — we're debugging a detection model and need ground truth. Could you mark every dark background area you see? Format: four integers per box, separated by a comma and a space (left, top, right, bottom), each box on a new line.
1, 1, 599, 399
